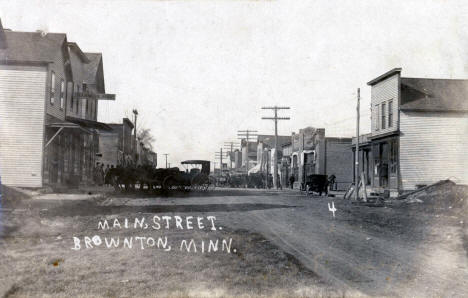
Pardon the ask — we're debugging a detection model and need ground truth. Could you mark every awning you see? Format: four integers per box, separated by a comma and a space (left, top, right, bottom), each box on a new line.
66, 116, 113, 131
96, 93, 116, 100
45, 121, 92, 147
46, 121, 92, 134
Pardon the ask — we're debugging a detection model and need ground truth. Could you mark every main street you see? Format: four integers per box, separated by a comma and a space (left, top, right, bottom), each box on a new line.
1, 188, 467, 297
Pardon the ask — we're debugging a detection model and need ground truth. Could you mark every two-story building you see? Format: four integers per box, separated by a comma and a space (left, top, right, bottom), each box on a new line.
289, 127, 353, 190
97, 118, 134, 167
241, 139, 257, 172
353, 68, 468, 195
0, 20, 114, 188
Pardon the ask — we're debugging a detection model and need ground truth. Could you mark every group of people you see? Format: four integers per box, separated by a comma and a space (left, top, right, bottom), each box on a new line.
94, 162, 115, 186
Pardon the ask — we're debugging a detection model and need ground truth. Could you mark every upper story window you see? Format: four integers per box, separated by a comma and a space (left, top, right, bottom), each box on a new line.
50, 71, 56, 104
75, 85, 80, 113
388, 100, 393, 127
375, 104, 380, 131
381, 102, 386, 130
60, 79, 65, 110
69, 82, 74, 110
85, 97, 89, 117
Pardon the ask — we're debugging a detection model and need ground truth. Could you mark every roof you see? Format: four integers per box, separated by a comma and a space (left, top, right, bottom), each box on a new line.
84, 52, 105, 93
367, 68, 402, 86
257, 134, 291, 148
66, 116, 113, 131
68, 42, 90, 63
0, 19, 6, 49
400, 77, 468, 112
181, 160, 210, 165
0, 30, 66, 64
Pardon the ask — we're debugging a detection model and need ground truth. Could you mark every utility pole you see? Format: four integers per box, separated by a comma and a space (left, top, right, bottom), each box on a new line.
163, 153, 169, 168
237, 130, 258, 173
355, 88, 360, 201
215, 148, 227, 175
261, 106, 290, 189
224, 141, 240, 170
132, 109, 138, 163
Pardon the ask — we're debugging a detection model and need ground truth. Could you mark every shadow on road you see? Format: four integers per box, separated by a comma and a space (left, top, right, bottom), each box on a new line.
41, 202, 297, 217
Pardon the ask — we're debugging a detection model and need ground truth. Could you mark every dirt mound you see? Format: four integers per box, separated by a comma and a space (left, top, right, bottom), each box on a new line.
403, 180, 468, 216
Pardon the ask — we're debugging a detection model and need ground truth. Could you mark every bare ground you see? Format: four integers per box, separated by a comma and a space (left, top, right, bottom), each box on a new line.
1, 185, 467, 297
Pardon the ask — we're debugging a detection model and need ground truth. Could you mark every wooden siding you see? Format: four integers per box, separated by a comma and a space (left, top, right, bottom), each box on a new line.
46, 45, 67, 120
371, 73, 399, 136
400, 111, 468, 190
0, 67, 46, 187
97, 132, 119, 167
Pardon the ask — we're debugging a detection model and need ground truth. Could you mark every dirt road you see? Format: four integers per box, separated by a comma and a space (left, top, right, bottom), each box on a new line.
1, 188, 467, 297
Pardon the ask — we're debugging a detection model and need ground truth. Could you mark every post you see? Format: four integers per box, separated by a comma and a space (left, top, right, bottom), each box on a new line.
164, 153, 169, 168
220, 148, 223, 175
132, 109, 138, 162
246, 131, 249, 173
261, 106, 290, 189
355, 88, 360, 201
274, 108, 278, 189
237, 130, 258, 174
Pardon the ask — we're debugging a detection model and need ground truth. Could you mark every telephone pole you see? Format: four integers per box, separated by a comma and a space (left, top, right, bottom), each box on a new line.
355, 88, 360, 201
261, 106, 290, 189
237, 130, 258, 173
163, 153, 169, 168
224, 141, 240, 169
132, 109, 138, 162
215, 148, 228, 175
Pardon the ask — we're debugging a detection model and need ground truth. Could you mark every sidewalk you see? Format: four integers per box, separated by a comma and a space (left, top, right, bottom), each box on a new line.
2, 185, 113, 202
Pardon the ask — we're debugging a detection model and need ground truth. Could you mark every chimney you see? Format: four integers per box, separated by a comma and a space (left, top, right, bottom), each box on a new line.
0, 18, 7, 49
36, 29, 47, 37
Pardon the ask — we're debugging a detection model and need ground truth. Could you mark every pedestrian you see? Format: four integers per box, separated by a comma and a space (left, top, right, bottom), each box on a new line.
289, 175, 295, 189
328, 174, 336, 191
94, 162, 100, 185
98, 163, 105, 186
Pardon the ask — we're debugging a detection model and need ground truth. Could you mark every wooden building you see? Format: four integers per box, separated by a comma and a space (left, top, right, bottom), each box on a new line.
353, 68, 468, 195
0, 20, 114, 188
97, 118, 134, 167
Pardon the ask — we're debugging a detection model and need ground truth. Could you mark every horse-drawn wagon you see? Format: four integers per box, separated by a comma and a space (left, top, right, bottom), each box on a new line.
108, 160, 214, 192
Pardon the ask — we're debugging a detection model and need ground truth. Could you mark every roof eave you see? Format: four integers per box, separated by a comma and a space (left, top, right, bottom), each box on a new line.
367, 68, 402, 86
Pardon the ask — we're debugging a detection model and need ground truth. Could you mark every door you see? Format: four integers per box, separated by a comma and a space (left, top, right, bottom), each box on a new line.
379, 142, 389, 188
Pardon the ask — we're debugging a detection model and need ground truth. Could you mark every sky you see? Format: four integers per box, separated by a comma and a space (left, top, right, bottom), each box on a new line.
1, 0, 467, 168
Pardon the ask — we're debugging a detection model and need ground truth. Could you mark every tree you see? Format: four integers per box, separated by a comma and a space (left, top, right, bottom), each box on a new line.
137, 128, 155, 150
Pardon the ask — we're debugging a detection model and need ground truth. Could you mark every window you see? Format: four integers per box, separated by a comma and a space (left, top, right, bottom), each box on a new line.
388, 100, 393, 127
69, 82, 74, 110
85, 97, 89, 117
375, 104, 380, 130
75, 85, 80, 113
50, 72, 56, 104
381, 102, 386, 130
60, 79, 65, 110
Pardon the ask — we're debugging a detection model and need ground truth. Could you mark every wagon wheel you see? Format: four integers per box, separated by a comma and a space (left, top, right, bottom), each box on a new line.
162, 176, 176, 190
190, 175, 203, 192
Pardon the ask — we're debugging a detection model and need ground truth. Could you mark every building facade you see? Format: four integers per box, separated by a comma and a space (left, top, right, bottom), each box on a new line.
282, 127, 353, 190
354, 68, 468, 195
0, 20, 114, 188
